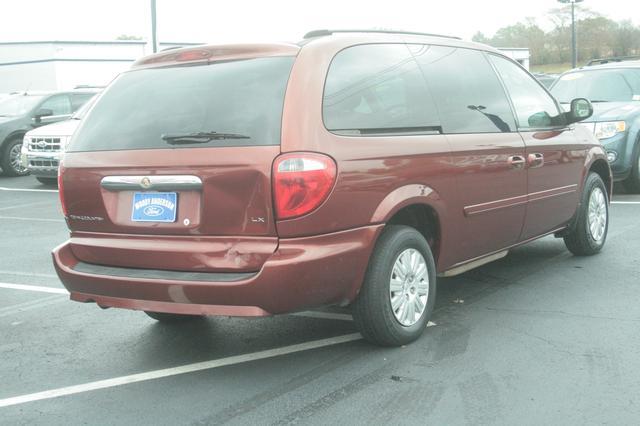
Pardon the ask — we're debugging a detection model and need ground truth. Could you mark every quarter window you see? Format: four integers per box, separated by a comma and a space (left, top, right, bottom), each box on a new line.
411, 45, 516, 134
323, 44, 440, 135
489, 54, 565, 129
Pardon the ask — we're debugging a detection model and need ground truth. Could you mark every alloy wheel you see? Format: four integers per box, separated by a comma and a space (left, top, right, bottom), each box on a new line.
389, 248, 429, 327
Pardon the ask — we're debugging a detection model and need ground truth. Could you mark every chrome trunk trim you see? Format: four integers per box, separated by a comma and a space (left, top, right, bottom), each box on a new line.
100, 175, 203, 191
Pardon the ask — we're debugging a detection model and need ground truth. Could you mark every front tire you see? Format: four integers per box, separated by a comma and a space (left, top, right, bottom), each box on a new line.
36, 177, 58, 186
1, 138, 30, 177
352, 225, 436, 347
144, 311, 205, 322
564, 172, 609, 256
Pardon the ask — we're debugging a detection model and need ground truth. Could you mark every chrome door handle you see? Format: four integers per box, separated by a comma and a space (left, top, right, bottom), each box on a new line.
508, 155, 526, 169
528, 153, 544, 168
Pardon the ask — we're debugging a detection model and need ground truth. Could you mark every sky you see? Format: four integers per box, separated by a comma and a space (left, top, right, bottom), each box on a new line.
0, 0, 638, 44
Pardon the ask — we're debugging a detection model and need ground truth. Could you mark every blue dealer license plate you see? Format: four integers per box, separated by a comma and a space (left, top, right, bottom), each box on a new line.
131, 192, 178, 222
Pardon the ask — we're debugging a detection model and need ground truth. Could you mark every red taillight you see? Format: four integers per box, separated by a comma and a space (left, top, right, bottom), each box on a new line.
273, 153, 337, 220
57, 161, 67, 217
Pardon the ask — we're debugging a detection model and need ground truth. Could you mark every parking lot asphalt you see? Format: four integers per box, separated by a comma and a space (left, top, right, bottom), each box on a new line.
1, 175, 639, 425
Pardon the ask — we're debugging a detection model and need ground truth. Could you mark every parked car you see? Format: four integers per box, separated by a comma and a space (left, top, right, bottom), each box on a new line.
22, 95, 97, 185
0, 90, 97, 176
53, 30, 611, 346
550, 59, 640, 192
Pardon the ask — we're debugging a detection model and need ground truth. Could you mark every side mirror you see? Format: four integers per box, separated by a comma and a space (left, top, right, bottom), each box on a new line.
32, 108, 54, 124
567, 98, 593, 123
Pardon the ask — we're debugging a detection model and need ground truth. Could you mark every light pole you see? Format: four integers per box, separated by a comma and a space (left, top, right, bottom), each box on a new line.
558, 0, 584, 68
150, 0, 158, 53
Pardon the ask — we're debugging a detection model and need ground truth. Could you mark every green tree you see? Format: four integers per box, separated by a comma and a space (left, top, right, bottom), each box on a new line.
476, 7, 640, 68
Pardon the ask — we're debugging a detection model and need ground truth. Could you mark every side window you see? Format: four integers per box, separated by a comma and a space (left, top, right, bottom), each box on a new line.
489, 55, 565, 129
323, 44, 440, 135
71, 93, 94, 111
411, 45, 516, 134
39, 95, 72, 116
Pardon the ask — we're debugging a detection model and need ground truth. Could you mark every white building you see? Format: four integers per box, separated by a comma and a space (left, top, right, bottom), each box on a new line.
498, 47, 531, 70
0, 40, 200, 93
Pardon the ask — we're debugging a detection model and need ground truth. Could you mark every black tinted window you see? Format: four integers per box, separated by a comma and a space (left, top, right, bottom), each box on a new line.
490, 54, 564, 129
68, 57, 294, 152
323, 44, 440, 135
412, 45, 516, 134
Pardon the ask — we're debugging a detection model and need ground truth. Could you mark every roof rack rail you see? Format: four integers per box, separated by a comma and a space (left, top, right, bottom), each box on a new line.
303, 29, 461, 40
587, 55, 640, 66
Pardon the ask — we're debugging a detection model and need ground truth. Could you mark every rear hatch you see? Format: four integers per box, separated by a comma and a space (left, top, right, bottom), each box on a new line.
60, 49, 297, 273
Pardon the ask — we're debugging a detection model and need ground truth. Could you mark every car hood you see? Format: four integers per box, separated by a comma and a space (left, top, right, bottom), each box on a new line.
25, 119, 80, 138
0, 116, 20, 126
586, 102, 640, 123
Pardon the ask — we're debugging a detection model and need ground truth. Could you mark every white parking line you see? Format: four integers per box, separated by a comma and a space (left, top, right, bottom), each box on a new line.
0, 270, 58, 279
0, 200, 53, 211
0, 332, 362, 408
0, 295, 66, 318
0, 186, 58, 193
0, 282, 68, 295
611, 201, 640, 204
0, 216, 64, 223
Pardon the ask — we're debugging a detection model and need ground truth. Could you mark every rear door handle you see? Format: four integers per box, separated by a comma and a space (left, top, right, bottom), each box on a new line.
508, 155, 526, 169
528, 153, 544, 168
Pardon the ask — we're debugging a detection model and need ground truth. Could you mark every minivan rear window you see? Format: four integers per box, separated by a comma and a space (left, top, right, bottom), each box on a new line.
68, 57, 295, 152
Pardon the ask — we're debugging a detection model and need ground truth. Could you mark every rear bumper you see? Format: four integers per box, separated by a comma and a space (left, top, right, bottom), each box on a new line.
53, 225, 383, 316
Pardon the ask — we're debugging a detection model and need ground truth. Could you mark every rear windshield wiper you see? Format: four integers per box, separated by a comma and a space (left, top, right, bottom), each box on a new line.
162, 131, 251, 144
589, 100, 611, 103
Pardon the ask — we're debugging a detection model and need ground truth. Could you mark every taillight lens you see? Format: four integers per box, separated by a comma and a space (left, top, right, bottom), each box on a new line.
273, 153, 337, 220
58, 161, 67, 217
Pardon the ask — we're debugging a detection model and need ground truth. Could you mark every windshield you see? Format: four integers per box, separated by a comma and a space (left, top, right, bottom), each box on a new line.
551, 68, 640, 103
0, 95, 45, 117
68, 56, 295, 152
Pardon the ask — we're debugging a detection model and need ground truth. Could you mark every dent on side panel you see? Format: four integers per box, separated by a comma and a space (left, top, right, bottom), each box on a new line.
370, 184, 443, 223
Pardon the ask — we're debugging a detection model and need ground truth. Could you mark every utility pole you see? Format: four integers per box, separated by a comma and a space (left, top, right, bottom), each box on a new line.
558, 0, 584, 68
150, 0, 158, 53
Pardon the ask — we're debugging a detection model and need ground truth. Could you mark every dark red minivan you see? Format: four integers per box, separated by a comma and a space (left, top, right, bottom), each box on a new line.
53, 30, 611, 346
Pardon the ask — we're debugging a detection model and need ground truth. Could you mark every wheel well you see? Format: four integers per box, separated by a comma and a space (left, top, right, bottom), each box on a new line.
589, 159, 612, 198
1, 132, 25, 151
387, 204, 440, 262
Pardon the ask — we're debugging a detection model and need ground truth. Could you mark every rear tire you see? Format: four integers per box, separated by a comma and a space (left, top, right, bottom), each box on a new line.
144, 311, 205, 322
564, 172, 609, 256
1, 138, 29, 177
622, 146, 640, 194
36, 177, 58, 186
352, 225, 436, 347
